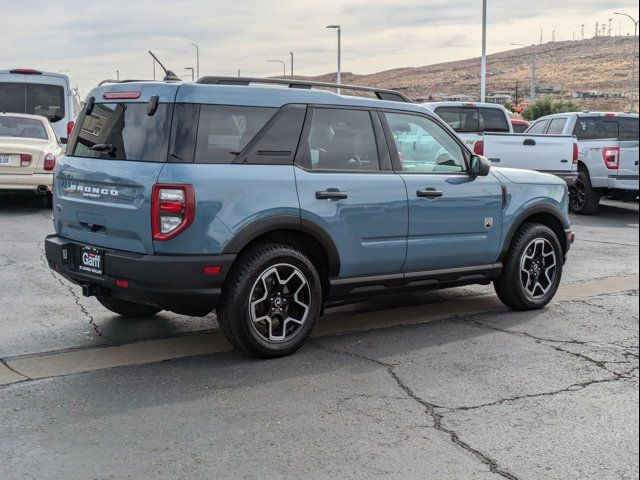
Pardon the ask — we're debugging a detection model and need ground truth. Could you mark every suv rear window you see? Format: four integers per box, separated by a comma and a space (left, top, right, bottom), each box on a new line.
573, 117, 619, 140
68, 103, 172, 162
619, 117, 639, 141
0, 82, 65, 122
435, 107, 509, 133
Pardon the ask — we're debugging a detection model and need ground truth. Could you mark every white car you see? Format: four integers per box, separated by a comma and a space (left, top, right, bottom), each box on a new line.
0, 68, 80, 143
0, 113, 63, 199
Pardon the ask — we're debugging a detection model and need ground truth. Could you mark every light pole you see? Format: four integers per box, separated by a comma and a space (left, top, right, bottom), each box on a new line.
290, 51, 294, 78
185, 67, 195, 82
480, 0, 487, 102
512, 43, 537, 104
191, 43, 200, 80
267, 59, 286, 77
326, 25, 341, 93
614, 12, 639, 112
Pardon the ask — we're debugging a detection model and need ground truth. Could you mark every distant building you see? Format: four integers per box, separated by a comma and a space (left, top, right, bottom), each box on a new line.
436, 93, 477, 102
573, 91, 624, 99
536, 85, 562, 94
486, 92, 514, 105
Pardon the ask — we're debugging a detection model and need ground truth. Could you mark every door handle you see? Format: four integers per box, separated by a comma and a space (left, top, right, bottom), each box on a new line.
561, 159, 568, 163
523, 139, 536, 146
316, 190, 348, 200
416, 188, 444, 198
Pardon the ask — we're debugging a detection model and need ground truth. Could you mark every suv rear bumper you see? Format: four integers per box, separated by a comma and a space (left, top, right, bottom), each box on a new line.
0, 173, 53, 191
45, 234, 236, 316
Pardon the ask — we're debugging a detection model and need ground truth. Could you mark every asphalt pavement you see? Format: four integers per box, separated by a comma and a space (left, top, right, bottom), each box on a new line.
0, 193, 638, 480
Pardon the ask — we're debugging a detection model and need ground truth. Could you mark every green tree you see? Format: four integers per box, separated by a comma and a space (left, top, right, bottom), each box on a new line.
522, 97, 580, 120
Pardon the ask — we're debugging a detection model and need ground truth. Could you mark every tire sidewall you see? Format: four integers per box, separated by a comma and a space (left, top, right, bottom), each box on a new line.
509, 225, 563, 309
225, 246, 322, 356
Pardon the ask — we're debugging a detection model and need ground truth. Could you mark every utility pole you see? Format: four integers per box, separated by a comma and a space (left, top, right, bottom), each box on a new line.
552, 30, 555, 42
595, 22, 599, 37
540, 29, 543, 44
515, 79, 519, 107
581, 24, 585, 40
512, 42, 536, 103
614, 12, 639, 112
238, 69, 241, 77
116, 70, 120, 81
290, 51, 294, 77
480, 0, 487, 102
326, 25, 341, 93
608, 18, 613, 36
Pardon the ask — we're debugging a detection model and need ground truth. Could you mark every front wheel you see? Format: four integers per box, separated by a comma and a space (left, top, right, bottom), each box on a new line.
494, 223, 563, 310
217, 244, 322, 358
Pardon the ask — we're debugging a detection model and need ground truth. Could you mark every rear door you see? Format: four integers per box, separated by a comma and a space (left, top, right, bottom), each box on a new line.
294, 106, 408, 278
573, 116, 620, 187
618, 116, 639, 181
55, 86, 177, 254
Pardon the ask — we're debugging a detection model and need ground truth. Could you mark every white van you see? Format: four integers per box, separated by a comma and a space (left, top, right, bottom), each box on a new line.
0, 69, 80, 143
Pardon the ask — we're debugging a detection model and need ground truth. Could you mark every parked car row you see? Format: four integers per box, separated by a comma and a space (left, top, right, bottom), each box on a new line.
424, 101, 639, 214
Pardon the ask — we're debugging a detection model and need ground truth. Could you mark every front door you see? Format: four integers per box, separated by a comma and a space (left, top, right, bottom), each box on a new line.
295, 107, 408, 278
381, 111, 503, 272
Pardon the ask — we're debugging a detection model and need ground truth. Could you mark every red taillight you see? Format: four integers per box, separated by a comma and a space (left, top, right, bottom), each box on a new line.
10, 68, 42, 75
116, 279, 129, 288
573, 143, 579, 164
203, 266, 221, 276
473, 140, 484, 156
43, 153, 56, 171
20, 154, 32, 167
152, 184, 195, 241
67, 121, 75, 138
103, 91, 141, 100
602, 147, 620, 170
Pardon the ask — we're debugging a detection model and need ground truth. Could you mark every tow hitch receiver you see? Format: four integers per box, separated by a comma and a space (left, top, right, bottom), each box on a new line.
82, 284, 98, 297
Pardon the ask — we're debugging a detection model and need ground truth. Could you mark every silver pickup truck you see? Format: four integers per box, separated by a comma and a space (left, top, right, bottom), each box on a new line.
527, 112, 639, 214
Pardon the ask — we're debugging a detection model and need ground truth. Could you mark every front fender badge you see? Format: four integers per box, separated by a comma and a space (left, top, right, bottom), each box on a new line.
484, 217, 494, 229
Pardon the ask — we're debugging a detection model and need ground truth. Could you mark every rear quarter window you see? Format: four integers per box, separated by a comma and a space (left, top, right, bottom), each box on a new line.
194, 105, 277, 164
68, 102, 172, 162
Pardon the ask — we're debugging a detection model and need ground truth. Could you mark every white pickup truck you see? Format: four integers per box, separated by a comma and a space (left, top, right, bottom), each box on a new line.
424, 101, 578, 186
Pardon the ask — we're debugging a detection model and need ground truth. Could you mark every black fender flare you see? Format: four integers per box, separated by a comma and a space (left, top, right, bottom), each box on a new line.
500, 203, 571, 260
222, 215, 341, 277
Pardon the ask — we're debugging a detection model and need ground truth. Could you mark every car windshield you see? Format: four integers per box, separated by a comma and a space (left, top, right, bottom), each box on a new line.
0, 82, 66, 122
0, 116, 48, 140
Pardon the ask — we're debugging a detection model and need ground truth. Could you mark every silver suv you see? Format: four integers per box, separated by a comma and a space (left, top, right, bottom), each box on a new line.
527, 112, 639, 214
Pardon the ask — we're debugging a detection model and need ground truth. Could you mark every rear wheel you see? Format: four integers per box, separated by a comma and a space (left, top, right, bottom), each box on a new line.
570, 170, 600, 215
96, 294, 161, 318
494, 223, 563, 310
217, 243, 322, 358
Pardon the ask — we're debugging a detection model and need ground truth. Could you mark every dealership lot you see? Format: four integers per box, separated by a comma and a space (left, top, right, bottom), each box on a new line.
0, 194, 638, 479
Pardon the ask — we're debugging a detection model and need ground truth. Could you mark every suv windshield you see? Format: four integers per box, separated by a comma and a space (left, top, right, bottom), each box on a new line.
436, 106, 510, 133
68, 102, 172, 162
0, 82, 65, 122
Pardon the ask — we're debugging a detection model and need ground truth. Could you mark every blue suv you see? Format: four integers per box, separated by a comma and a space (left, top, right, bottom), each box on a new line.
45, 77, 574, 357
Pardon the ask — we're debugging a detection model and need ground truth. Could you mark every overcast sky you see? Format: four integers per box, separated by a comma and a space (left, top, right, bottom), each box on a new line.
1, 0, 638, 96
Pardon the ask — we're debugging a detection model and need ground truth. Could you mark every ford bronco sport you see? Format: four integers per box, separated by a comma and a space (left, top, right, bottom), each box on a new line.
45, 77, 574, 358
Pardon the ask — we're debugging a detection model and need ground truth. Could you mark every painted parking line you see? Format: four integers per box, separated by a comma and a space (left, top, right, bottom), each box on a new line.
2, 274, 638, 387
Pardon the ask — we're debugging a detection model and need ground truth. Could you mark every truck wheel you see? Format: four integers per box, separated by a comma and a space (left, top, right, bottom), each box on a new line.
570, 170, 600, 215
217, 243, 322, 358
494, 223, 563, 311
96, 294, 161, 318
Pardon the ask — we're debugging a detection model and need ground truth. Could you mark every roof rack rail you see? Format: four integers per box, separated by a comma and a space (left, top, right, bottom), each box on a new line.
196, 76, 412, 103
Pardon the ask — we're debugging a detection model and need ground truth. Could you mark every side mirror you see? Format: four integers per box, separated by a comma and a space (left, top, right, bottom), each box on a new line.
470, 155, 491, 178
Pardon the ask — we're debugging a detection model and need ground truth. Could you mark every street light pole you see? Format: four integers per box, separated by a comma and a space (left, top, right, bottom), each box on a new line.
268, 59, 286, 77
191, 43, 200, 80
290, 51, 294, 78
614, 12, 639, 112
512, 43, 537, 103
185, 67, 195, 82
326, 25, 341, 94
480, 0, 487, 102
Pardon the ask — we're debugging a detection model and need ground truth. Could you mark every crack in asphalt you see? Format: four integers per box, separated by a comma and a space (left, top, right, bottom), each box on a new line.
38, 245, 114, 344
0, 358, 31, 381
311, 341, 520, 480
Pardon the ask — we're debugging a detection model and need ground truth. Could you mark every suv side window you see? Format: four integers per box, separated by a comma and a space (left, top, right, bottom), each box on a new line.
301, 108, 380, 171
526, 119, 548, 134
384, 112, 466, 173
194, 105, 276, 164
573, 117, 619, 140
547, 118, 567, 134
619, 117, 639, 141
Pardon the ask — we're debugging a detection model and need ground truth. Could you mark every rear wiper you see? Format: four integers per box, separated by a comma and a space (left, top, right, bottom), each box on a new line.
89, 144, 117, 155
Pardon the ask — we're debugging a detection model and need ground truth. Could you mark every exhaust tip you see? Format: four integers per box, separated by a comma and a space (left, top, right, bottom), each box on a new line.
36, 185, 50, 194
